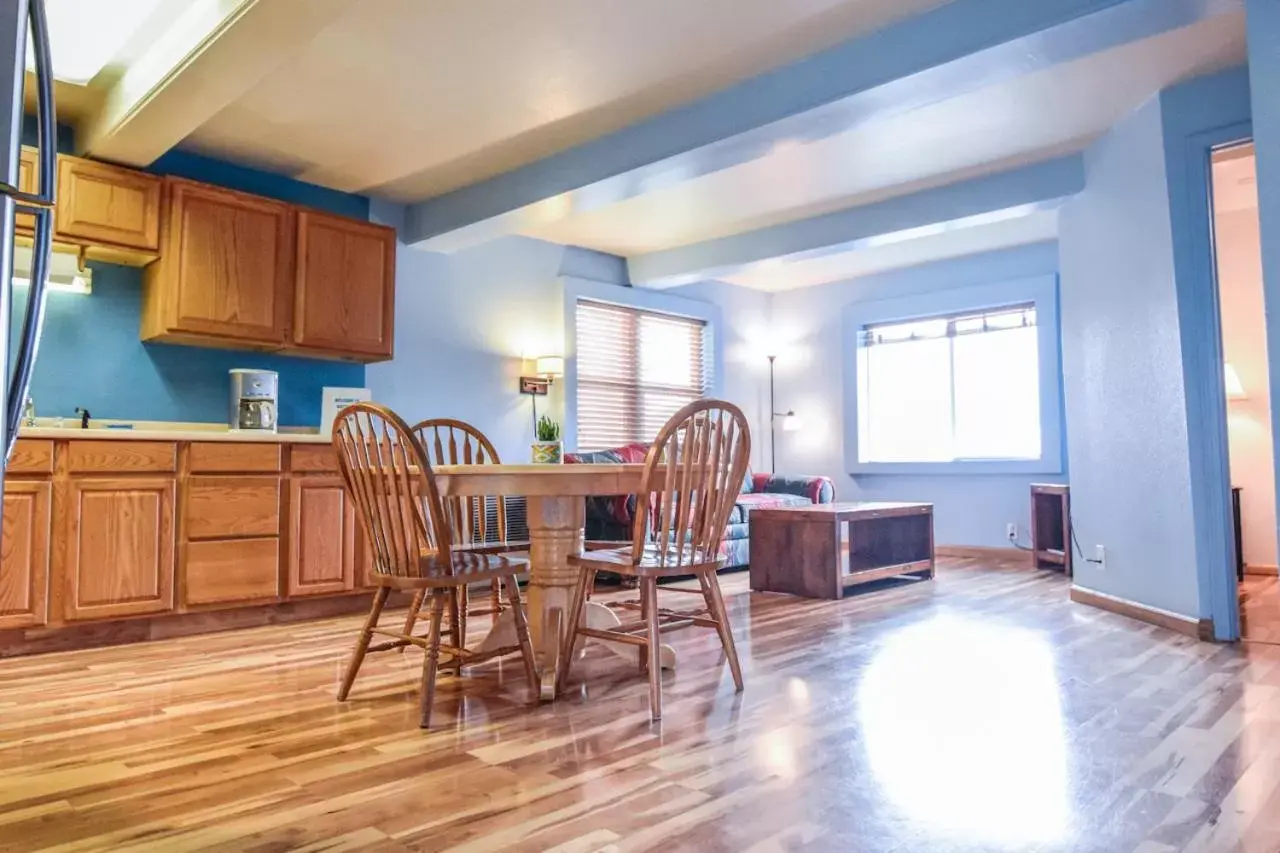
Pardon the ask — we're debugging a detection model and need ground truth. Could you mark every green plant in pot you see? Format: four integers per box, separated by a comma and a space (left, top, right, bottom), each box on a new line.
532, 415, 563, 464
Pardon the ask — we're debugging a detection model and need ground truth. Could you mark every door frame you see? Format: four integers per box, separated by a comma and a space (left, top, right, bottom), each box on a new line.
1174, 119, 1254, 641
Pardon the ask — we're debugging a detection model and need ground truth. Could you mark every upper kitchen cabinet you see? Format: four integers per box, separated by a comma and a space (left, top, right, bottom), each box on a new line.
54, 155, 161, 256
292, 210, 396, 360
15, 145, 36, 233
141, 177, 294, 349
13, 149, 162, 266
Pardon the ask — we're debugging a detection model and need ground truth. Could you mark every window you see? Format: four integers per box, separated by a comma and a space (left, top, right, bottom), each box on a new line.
856, 304, 1041, 463
575, 299, 708, 450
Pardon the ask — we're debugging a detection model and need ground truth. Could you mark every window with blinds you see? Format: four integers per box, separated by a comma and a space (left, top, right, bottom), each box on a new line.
575, 299, 709, 450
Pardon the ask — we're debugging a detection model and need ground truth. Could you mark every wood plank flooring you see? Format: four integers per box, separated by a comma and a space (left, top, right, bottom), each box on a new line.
1241, 574, 1280, 644
4, 556, 1280, 852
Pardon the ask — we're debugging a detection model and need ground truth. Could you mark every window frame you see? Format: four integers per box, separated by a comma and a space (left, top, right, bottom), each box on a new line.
562, 277, 722, 452
842, 274, 1064, 475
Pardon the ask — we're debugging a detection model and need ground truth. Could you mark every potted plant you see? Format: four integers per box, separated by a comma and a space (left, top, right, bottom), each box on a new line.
532, 415, 563, 463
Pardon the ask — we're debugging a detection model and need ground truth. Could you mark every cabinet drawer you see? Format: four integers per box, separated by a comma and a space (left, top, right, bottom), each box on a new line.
184, 538, 280, 606
9, 439, 53, 474
291, 444, 339, 472
189, 442, 282, 473
186, 476, 281, 540
67, 441, 176, 473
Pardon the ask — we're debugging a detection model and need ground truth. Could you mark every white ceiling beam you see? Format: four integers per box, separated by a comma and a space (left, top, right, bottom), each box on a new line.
77, 0, 352, 166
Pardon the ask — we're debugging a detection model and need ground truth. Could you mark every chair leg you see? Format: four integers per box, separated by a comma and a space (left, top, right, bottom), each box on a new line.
702, 570, 744, 692
338, 587, 389, 701
556, 567, 595, 695
449, 586, 466, 676
400, 590, 426, 652
419, 590, 448, 729
490, 578, 503, 621
504, 577, 539, 701
642, 577, 662, 721
638, 576, 650, 673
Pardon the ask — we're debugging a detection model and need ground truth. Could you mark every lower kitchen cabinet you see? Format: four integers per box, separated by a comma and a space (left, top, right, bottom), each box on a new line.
288, 476, 356, 596
64, 477, 175, 621
0, 480, 51, 629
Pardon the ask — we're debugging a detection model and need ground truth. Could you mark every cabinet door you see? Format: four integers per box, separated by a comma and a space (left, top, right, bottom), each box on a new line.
146, 178, 293, 345
64, 478, 175, 621
15, 146, 37, 234
54, 155, 161, 252
0, 480, 51, 629
293, 210, 395, 359
288, 476, 356, 596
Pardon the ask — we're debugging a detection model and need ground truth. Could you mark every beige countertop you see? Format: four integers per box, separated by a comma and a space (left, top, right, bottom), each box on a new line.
18, 419, 331, 444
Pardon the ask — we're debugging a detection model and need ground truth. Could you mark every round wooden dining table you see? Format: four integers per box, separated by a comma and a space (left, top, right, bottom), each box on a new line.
432, 463, 676, 701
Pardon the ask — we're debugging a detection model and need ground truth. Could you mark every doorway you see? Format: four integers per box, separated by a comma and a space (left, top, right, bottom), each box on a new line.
1210, 143, 1280, 644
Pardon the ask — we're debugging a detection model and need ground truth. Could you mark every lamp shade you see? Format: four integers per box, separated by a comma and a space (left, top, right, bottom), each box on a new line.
1225, 363, 1247, 400
535, 356, 564, 378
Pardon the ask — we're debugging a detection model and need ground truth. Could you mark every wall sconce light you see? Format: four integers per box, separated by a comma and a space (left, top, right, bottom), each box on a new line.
1225, 363, 1247, 401
520, 355, 564, 432
768, 354, 799, 473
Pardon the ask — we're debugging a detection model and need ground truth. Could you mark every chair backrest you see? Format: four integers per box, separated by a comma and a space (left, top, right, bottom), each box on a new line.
411, 418, 508, 547
332, 403, 453, 578
631, 400, 752, 570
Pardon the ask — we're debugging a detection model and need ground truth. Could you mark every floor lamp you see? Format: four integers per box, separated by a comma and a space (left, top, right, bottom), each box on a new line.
768, 355, 797, 473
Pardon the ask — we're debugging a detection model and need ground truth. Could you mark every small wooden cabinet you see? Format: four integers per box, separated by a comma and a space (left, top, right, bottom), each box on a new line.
288, 476, 357, 596
54, 155, 161, 253
293, 210, 396, 359
0, 480, 51, 629
142, 177, 294, 348
63, 477, 176, 621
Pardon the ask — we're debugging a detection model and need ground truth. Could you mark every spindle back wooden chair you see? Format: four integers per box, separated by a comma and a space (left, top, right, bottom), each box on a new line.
557, 399, 751, 720
407, 418, 528, 650
332, 403, 537, 728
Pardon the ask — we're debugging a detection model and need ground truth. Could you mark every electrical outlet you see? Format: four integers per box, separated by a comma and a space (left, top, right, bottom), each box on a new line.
1006, 523, 1017, 541
1095, 544, 1106, 571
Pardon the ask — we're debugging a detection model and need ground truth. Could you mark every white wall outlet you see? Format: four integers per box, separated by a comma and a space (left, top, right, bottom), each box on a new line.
1006, 523, 1017, 541
1095, 545, 1106, 571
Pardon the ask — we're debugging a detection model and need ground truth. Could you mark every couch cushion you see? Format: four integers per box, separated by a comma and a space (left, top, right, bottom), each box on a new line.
729, 492, 810, 524
565, 443, 651, 526
723, 521, 749, 541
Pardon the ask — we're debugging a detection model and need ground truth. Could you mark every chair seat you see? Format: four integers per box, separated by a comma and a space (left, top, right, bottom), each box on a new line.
372, 550, 528, 589
569, 544, 725, 577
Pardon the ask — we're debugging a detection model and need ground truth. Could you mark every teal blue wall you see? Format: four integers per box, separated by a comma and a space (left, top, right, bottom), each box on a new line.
12, 129, 371, 426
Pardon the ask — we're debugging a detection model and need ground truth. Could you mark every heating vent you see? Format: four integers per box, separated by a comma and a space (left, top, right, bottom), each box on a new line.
473, 495, 529, 543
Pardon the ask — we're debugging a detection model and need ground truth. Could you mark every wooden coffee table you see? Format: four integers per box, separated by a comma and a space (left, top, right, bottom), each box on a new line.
749, 502, 934, 599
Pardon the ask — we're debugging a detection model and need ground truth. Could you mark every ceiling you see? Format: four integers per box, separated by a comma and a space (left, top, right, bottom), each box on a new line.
518, 13, 1245, 259
177, 0, 947, 198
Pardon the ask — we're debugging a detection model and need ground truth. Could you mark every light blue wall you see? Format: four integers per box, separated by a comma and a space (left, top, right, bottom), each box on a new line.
766, 242, 1063, 547
365, 230, 568, 462
11, 141, 372, 427
1058, 97, 1201, 619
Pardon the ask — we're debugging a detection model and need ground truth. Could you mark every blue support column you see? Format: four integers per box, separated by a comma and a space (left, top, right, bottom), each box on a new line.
1247, 0, 1280, 599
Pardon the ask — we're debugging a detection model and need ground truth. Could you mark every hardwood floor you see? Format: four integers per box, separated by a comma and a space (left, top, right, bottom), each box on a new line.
4, 556, 1280, 852
1240, 574, 1280, 644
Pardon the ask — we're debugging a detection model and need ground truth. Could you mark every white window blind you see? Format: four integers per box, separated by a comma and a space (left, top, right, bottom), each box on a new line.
856, 304, 1041, 463
575, 299, 708, 450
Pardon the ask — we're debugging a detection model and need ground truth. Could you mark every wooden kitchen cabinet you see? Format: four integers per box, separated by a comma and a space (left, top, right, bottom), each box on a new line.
288, 476, 356, 596
54, 155, 161, 253
141, 177, 294, 348
184, 538, 280, 606
0, 480, 51, 630
63, 477, 175, 621
293, 210, 396, 359
15, 145, 37, 234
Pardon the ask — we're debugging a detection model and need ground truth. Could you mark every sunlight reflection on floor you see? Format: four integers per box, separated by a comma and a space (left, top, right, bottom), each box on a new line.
858, 613, 1069, 848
